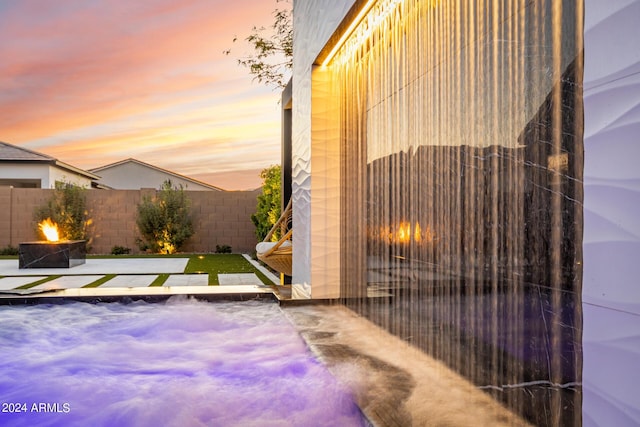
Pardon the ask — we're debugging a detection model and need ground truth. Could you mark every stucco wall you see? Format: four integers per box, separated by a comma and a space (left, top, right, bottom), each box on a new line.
0, 187, 261, 254
93, 162, 220, 191
0, 164, 93, 189
582, 0, 640, 425
292, 0, 354, 297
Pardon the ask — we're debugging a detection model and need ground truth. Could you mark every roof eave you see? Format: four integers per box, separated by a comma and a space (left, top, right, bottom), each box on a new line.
54, 160, 101, 181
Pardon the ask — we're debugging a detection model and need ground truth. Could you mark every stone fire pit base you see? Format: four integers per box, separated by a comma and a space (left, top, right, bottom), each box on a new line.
19, 240, 87, 269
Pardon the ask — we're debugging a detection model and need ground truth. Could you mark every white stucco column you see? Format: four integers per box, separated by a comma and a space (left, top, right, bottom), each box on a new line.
291, 0, 355, 298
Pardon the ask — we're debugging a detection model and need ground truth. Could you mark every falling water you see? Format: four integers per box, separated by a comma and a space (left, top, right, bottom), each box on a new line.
332, 1, 583, 425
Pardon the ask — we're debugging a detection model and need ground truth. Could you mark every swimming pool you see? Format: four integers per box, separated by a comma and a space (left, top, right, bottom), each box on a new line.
0, 298, 365, 426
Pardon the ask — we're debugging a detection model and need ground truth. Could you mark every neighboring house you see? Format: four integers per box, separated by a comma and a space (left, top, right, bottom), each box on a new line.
89, 158, 224, 191
0, 141, 98, 188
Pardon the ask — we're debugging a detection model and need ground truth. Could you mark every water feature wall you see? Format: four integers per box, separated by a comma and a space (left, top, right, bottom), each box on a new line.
321, 1, 583, 425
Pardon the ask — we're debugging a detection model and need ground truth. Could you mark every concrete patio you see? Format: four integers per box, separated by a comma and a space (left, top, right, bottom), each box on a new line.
0, 255, 280, 300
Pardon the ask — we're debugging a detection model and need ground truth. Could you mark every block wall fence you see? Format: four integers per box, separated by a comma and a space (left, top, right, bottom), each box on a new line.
0, 187, 262, 254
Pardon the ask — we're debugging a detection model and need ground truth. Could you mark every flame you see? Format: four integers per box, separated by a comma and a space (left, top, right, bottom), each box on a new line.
39, 219, 60, 242
378, 221, 437, 244
397, 221, 411, 243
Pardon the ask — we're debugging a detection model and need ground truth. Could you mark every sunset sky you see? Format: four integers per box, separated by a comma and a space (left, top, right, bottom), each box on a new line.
0, 0, 289, 190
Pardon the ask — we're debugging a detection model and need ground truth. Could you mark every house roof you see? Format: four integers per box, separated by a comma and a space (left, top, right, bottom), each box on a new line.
89, 158, 225, 191
0, 141, 56, 161
0, 141, 100, 180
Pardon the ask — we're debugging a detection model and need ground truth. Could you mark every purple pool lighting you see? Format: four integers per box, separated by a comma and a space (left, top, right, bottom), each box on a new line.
0, 298, 365, 427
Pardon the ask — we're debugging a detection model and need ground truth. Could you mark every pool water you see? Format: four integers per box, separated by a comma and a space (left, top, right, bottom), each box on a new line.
0, 298, 365, 426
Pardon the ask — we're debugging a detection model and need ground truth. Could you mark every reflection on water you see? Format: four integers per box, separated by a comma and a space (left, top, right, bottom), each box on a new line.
332, 1, 583, 425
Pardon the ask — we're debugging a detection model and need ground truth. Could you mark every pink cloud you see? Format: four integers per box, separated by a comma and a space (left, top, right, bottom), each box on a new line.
192, 168, 266, 191
0, 0, 288, 187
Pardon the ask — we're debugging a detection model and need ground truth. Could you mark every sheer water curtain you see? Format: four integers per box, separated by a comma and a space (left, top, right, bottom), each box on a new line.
334, 1, 583, 425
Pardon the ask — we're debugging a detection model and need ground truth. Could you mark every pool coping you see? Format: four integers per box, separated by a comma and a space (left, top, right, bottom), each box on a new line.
0, 284, 278, 305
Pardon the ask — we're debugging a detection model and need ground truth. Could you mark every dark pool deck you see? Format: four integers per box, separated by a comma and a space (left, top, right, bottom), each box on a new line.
281, 304, 533, 426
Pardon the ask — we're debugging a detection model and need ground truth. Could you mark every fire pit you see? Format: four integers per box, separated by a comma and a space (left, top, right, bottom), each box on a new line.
19, 240, 87, 269
18, 218, 86, 269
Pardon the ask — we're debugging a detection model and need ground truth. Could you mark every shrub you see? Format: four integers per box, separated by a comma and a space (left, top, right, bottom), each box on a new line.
215, 244, 232, 254
251, 165, 281, 241
136, 180, 194, 254
34, 182, 91, 241
135, 238, 150, 253
0, 245, 19, 256
111, 245, 131, 255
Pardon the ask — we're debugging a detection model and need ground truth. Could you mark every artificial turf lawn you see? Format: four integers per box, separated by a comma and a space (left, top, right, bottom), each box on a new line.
7, 254, 273, 288
83, 274, 116, 288
185, 254, 271, 285
14, 276, 61, 290
149, 274, 170, 286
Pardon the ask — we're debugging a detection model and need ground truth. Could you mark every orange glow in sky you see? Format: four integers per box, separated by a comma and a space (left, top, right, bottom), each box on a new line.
0, 0, 289, 190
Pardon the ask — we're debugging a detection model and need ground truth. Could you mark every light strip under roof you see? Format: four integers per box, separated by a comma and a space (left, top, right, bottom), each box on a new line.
319, 0, 377, 67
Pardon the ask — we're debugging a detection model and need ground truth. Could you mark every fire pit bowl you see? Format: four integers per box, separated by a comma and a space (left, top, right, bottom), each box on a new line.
19, 240, 87, 269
